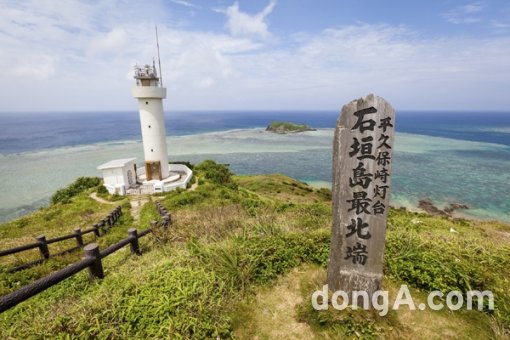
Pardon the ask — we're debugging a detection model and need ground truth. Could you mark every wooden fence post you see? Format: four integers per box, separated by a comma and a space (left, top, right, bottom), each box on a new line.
74, 228, 84, 247
101, 220, 108, 233
128, 229, 141, 255
84, 243, 104, 279
35, 235, 49, 259
93, 223, 100, 237
162, 216, 170, 228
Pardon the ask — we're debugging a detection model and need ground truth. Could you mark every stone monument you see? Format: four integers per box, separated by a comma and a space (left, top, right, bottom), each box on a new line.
327, 94, 395, 302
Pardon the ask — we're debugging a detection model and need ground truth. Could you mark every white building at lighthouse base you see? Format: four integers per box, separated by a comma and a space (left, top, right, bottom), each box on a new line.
136, 163, 193, 194
97, 159, 192, 195
97, 158, 137, 195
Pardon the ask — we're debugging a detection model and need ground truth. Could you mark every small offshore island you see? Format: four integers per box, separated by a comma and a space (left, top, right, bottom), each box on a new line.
266, 121, 317, 134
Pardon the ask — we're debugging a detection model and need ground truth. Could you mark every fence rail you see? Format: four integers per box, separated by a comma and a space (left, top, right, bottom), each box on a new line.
0, 242, 41, 257
155, 201, 171, 227
0, 202, 174, 314
0, 226, 154, 313
0, 206, 122, 272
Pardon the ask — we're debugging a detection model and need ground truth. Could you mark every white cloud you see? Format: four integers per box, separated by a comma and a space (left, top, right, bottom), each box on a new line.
461, 3, 484, 13
210, 23, 510, 110
88, 28, 128, 56
170, 0, 200, 9
224, 0, 276, 39
195, 77, 214, 88
12, 55, 56, 80
0, 1, 509, 111
442, 2, 484, 24
491, 20, 510, 29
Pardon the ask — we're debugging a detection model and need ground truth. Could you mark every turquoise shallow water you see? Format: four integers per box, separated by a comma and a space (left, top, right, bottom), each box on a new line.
0, 128, 508, 223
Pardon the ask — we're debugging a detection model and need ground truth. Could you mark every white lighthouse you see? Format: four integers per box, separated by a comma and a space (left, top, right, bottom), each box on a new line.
132, 63, 169, 181
97, 61, 192, 195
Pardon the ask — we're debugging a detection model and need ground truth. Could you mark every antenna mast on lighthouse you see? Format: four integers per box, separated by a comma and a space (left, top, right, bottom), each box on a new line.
155, 25, 163, 87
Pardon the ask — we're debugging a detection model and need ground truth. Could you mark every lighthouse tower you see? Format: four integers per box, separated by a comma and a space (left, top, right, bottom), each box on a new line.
132, 63, 169, 181
96, 61, 193, 195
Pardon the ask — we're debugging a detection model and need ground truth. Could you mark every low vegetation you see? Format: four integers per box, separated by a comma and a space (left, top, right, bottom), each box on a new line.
51, 177, 102, 204
0, 160, 509, 338
266, 121, 316, 134
0, 178, 132, 295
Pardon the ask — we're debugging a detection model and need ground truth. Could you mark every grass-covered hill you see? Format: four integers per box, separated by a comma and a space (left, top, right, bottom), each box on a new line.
0, 160, 509, 339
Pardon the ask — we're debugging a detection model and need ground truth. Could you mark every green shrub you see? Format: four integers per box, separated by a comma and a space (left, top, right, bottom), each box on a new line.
189, 230, 331, 290
186, 176, 194, 189
194, 160, 237, 188
317, 188, 332, 201
51, 177, 101, 204
96, 183, 108, 196
169, 161, 194, 170
384, 210, 510, 327
111, 193, 124, 201
240, 198, 265, 216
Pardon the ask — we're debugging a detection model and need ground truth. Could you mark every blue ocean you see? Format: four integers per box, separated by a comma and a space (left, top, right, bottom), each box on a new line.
0, 110, 509, 223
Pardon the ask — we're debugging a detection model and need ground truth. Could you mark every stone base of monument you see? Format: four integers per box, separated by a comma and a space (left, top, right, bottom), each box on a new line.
327, 269, 383, 307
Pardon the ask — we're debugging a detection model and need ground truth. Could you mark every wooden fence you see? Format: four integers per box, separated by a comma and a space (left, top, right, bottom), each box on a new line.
0, 204, 171, 314
155, 201, 171, 227
0, 206, 122, 272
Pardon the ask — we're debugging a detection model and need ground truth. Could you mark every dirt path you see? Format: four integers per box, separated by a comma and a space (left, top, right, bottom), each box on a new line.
233, 265, 494, 339
89, 192, 148, 223
189, 177, 199, 191
129, 197, 149, 223
89, 192, 117, 205
234, 265, 319, 339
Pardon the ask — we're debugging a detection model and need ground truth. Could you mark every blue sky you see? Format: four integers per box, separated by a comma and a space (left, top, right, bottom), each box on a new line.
0, 0, 509, 111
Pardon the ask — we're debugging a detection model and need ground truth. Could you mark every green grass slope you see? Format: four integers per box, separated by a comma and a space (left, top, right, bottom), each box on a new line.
0, 161, 508, 339
0, 178, 134, 295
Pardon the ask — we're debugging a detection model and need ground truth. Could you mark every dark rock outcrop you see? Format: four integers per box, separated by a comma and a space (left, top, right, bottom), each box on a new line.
418, 198, 469, 217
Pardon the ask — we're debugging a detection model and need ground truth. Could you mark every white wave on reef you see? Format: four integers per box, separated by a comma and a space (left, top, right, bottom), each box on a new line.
170, 128, 333, 155
0, 128, 509, 223
0, 128, 332, 222
395, 132, 510, 154
478, 127, 510, 134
